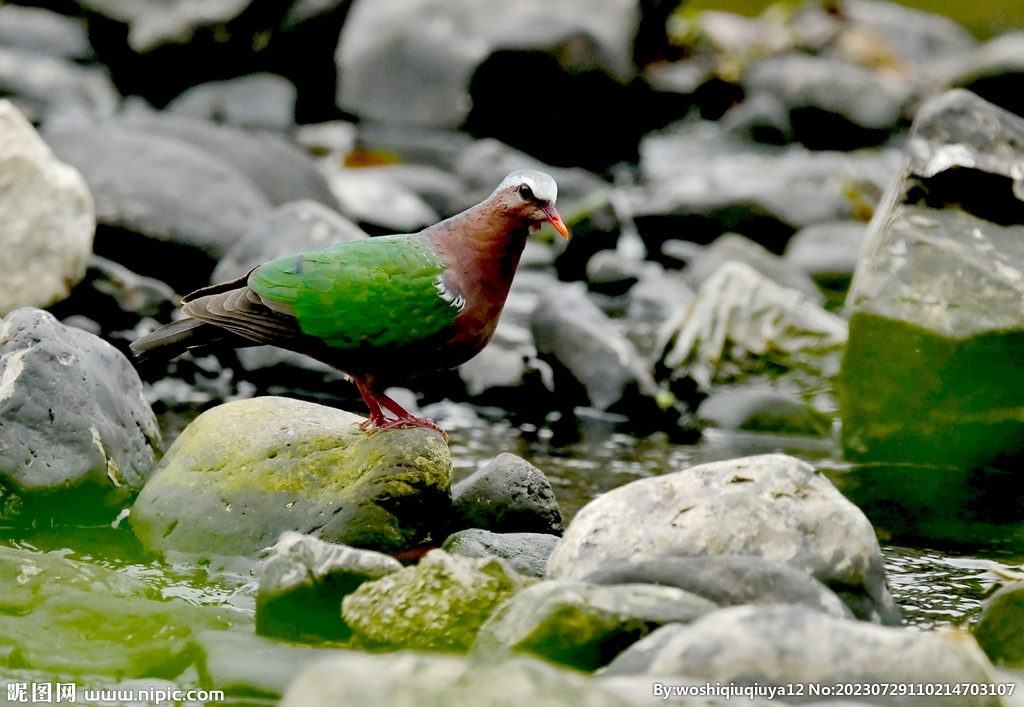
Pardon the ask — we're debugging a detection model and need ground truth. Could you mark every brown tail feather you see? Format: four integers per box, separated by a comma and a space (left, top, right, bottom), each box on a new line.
130, 318, 214, 363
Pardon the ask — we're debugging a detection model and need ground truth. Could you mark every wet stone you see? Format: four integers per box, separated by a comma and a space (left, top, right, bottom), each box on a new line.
256, 532, 401, 643
450, 453, 564, 536
697, 387, 833, 436
341, 549, 532, 653
547, 454, 900, 625
442, 529, 560, 578
130, 396, 452, 559
583, 555, 853, 620
972, 581, 1024, 668
472, 580, 717, 671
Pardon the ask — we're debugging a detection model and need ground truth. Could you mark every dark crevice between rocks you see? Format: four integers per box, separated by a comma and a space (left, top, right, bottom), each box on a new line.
904, 169, 1024, 227
962, 76, 1024, 122
90, 225, 219, 297
636, 211, 797, 261
790, 107, 902, 152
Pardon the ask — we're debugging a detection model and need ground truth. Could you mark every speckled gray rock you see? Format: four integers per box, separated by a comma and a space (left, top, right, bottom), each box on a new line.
131, 396, 451, 559
0, 5, 93, 60
841, 90, 1024, 468
683, 233, 823, 304
547, 454, 899, 624
451, 454, 563, 536
337, 0, 639, 128
212, 200, 367, 283
281, 652, 631, 707
473, 580, 716, 671
442, 529, 559, 578
603, 605, 999, 707
0, 100, 93, 316
44, 124, 271, 258
342, 549, 532, 653
0, 309, 160, 516
118, 112, 338, 210
584, 555, 853, 620
256, 532, 402, 642
165, 73, 296, 131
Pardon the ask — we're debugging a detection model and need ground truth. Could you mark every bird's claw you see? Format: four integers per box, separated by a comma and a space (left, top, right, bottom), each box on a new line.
358, 416, 449, 443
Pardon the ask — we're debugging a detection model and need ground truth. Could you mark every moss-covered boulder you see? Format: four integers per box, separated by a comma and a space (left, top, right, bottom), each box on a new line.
131, 397, 452, 559
342, 549, 532, 653
840, 90, 1024, 468
973, 581, 1024, 668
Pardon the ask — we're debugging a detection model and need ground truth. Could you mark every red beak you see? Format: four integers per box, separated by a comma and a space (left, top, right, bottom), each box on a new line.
541, 204, 570, 239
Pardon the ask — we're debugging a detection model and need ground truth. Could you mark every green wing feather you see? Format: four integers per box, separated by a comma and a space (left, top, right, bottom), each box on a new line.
248, 235, 459, 349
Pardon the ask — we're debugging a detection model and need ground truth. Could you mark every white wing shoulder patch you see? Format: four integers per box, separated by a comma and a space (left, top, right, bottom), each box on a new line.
434, 275, 466, 311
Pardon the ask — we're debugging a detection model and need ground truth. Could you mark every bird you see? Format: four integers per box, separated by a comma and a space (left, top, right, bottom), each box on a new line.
130, 170, 570, 438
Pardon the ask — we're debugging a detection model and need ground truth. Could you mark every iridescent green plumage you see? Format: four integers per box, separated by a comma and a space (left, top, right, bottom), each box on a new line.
248, 235, 459, 349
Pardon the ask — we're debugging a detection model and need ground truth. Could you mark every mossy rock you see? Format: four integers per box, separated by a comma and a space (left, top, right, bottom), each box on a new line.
131, 397, 452, 558
973, 581, 1024, 668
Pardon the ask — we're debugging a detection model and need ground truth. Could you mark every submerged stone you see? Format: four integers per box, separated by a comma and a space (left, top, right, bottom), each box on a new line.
131, 396, 452, 559
472, 580, 716, 671
840, 89, 1024, 468
256, 532, 401, 642
342, 549, 532, 653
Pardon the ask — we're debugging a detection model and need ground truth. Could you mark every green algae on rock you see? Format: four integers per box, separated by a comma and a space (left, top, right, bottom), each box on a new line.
130, 396, 452, 559
840, 90, 1024, 468
973, 581, 1024, 668
342, 549, 532, 653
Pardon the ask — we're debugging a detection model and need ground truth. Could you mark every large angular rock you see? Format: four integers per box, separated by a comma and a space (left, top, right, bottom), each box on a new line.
546, 454, 900, 624
282, 652, 630, 707
131, 396, 451, 559
118, 112, 338, 210
165, 73, 296, 131
0, 309, 161, 519
472, 580, 716, 671
212, 200, 367, 283
584, 555, 853, 619
442, 529, 560, 579
603, 605, 999, 707
451, 453, 563, 535
342, 549, 531, 653
336, 0, 639, 128
0, 101, 94, 316
840, 90, 1024, 468
256, 532, 401, 642
44, 124, 271, 258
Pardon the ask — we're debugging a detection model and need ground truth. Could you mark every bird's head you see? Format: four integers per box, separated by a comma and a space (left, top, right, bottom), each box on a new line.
490, 170, 570, 239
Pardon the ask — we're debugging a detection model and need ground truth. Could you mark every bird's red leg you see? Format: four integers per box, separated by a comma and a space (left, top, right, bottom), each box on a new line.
355, 380, 449, 441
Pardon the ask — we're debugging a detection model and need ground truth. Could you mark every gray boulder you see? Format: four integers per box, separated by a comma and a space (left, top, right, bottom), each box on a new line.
212, 200, 367, 283
0, 309, 160, 518
256, 532, 401, 642
118, 112, 339, 210
584, 555, 852, 620
44, 124, 271, 258
451, 453, 563, 536
843, 0, 977, 69
840, 89, 1024, 468
281, 652, 631, 707
532, 282, 658, 412
165, 73, 296, 131
130, 396, 451, 559
0, 100, 93, 316
0, 47, 118, 127
336, 0, 639, 128
341, 549, 532, 653
442, 529, 560, 578
783, 220, 867, 282
473, 580, 716, 671
546, 454, 900, 624
683, 233, 823, 304
0, 5, 93, 60
320, 161, 440, 233
603, 605, 999, 707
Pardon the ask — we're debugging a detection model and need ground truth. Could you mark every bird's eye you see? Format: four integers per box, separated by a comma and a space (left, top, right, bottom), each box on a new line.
518, 184, 534, 201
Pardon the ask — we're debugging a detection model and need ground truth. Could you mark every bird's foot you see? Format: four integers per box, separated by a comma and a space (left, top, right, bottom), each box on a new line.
359, 414, 449, 442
